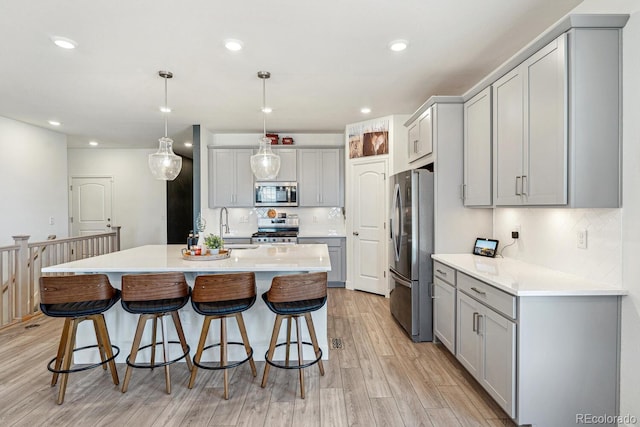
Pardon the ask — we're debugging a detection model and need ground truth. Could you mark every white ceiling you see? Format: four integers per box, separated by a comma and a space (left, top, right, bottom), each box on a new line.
0, 0, 582, 156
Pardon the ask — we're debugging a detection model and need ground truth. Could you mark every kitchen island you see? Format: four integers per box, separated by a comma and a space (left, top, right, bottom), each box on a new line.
41, 244, 332, 363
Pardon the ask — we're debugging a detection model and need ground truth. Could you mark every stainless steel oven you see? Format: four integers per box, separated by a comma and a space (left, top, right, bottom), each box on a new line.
251, 217, 299, 244
255, 182, 297, 207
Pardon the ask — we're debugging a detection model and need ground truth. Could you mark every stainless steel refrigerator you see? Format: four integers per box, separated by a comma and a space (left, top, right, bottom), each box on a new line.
389, 168, 434, 342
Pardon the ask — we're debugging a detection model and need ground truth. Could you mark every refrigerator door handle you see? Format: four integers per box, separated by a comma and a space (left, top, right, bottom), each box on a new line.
390, 268, 412, 289
391, 183, 402, 262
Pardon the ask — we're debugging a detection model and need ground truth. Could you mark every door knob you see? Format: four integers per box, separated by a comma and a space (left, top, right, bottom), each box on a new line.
353, 231, 359, 236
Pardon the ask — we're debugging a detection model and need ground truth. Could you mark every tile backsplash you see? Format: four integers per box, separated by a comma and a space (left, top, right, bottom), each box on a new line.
494, 208, 622, 287
201, 207, 345, 237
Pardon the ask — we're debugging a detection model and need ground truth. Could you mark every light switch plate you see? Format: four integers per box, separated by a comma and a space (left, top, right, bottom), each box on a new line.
577, 229, 587, 249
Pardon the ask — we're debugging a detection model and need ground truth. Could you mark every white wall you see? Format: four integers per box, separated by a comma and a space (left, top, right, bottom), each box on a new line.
619, 9, 640, 426
0, 117, 68, 246
67, 148, 167, 250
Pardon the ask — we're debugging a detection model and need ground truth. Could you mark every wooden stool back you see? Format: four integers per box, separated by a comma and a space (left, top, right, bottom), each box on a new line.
192, 272, 256, 303
121, 272, 188, 301
267, 272, 327, 303
40, 274, 116, 304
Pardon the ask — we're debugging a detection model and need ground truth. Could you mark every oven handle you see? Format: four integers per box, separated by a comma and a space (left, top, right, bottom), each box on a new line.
390, 268, 413, 289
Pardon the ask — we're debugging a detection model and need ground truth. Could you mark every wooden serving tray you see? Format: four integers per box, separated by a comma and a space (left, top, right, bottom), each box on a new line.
181, 249, 231, 261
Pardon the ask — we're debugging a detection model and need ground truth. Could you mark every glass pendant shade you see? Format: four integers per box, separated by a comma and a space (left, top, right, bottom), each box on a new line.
251, 137, 281, 180
251, 70, 280, 180
148, 70, 182, 181
149, 136, 182, 180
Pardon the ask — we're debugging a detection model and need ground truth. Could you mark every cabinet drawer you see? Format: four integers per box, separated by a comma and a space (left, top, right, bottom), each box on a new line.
434, 262, 456, 285
458, 273, 516, 319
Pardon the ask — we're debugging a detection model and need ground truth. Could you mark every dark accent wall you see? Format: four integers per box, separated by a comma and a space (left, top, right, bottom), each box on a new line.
167, 157, 193, 244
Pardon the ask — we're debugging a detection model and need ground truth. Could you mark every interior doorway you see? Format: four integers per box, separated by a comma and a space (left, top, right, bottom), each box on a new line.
69, 176, 113, 236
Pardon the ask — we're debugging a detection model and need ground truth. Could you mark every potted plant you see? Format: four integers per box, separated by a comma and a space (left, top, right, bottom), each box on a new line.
204, 234, 224, 254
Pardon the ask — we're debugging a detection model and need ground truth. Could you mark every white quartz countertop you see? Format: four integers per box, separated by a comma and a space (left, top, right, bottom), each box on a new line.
432, 254, 627, 297
42, 244, 332, 273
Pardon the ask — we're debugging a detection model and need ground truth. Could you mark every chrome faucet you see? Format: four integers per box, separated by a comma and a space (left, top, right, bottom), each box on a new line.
219, 207, 229, 241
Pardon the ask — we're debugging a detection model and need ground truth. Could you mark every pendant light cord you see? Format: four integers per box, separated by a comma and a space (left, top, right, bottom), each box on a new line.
164, 75, 168, 138
262, 76, 266, 138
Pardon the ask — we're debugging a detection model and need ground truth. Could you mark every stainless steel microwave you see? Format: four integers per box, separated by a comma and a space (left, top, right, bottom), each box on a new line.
255, 182, 298, 207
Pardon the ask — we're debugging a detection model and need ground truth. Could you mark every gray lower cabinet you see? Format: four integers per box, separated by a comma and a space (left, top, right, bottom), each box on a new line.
457, 290, 516, 417
443, 265, 620, 426
433, 262, 456, 354
298, 237, 345, 286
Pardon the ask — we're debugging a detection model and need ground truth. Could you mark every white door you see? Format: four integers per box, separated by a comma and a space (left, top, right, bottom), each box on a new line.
70, 177, 113, 236
351, 160, 387, 295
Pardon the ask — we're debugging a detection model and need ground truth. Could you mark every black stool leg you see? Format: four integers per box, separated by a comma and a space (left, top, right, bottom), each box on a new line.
51, 318, 71, 387
235, 313, 257, 377
261, 314, 283, 388
122, 314, 149, 393
295, 315, 305, 399
188, 315, 212, 388
304, 313, 324, 376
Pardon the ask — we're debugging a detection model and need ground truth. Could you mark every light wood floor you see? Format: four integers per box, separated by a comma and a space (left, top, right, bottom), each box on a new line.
0, 288, 515, 426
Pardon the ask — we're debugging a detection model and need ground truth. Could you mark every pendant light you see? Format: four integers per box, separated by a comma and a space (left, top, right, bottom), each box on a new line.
148, 70, 182, 181
250, 71, 281, 180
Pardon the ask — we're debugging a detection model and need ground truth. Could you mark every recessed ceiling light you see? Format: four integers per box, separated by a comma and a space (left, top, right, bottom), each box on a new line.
184, 141, 193, 147
224, 39, 244, 52
388, 40, 408, 52
52, 36, 78, 49
361, 107, 372, 114
262, 107, 272, 114
89, 141, 99, 146
48, 120, 61, 126
160, 106, 171, 113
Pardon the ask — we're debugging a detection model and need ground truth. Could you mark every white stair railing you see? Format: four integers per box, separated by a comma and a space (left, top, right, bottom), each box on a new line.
0, 226, 121, 329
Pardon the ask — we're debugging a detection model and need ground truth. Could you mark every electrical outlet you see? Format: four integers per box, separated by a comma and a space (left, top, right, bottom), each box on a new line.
577, 229, 588, 249
49, 216, 55, 225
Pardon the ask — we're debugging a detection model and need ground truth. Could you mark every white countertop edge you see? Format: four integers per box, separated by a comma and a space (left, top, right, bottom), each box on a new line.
42, 266, 331, 273
432, 254, 627, 297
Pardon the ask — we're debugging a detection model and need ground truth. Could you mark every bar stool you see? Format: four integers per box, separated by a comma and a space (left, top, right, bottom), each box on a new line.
39, 274, 120, 404
120, 272, 192, 394
188, 272, 257, 399
261, 272, 327, 398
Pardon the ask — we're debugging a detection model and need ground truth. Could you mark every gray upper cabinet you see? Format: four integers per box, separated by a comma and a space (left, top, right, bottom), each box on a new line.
257, 148, 297, 182
494, 34, 567, 206
492, 28, 621, 207
407, 107, 433, 163
463, 87, 493, 206
208, 148, 254, 208
298, 148, 344, 207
